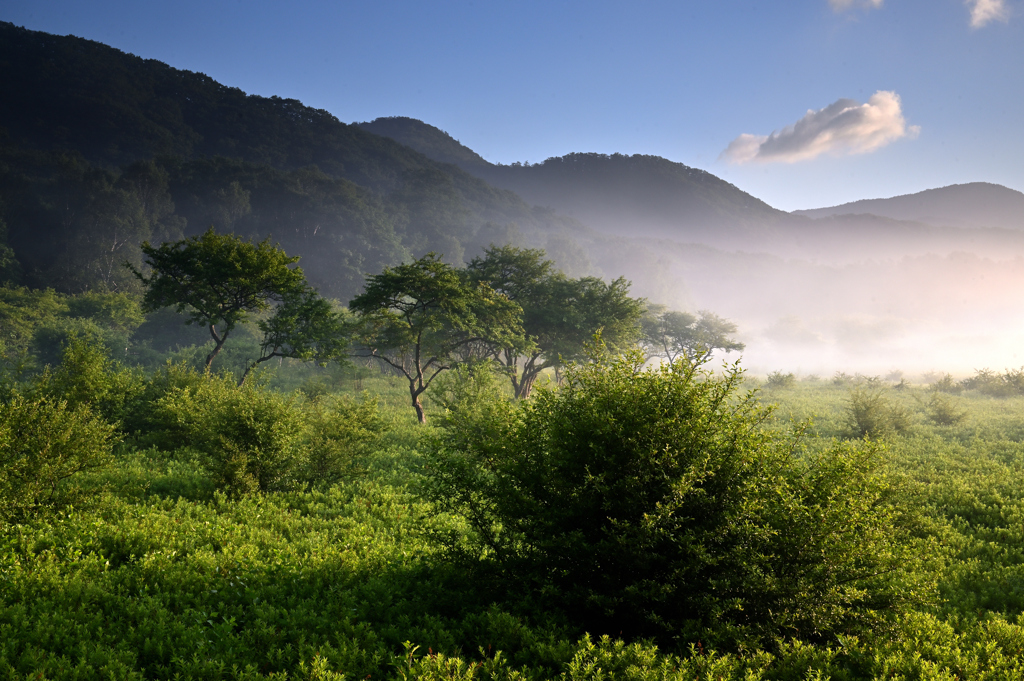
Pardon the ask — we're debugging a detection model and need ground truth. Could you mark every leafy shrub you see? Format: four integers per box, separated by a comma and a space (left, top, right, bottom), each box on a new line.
832, 371, 855, 387
765, 371, 796, 389
930, 373, 962, 395
0, 394, 115, 525
928, 393, 967, 426
300, 394, 383, 488
31, 336, 144, 425
427, 349, 926, 648
154, 373, 304, 495
959, 368, 1024, 398
846, 385, 911, 439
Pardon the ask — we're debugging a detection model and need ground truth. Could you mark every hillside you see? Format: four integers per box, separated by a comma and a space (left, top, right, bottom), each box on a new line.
793, 182, 1024, 230
0, 22, 588, 298
358, 117, 789, 238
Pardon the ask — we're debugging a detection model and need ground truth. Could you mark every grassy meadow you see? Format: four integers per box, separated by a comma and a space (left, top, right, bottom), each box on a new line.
4, 349, 1024, 680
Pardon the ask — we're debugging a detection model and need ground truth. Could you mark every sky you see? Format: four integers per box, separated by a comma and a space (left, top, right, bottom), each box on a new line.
4, 0, 1023, 211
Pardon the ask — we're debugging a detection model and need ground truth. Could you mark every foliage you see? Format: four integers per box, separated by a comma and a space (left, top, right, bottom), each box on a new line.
350, 253, 524, 422
764, 371, 796, 389
240, 286, 351, 385
846, 384, 912, 439
0, 393, 115, 526
466, 245, 645, 398
641, 305, 745, 364
131, 228, 307, 371
300, 393, 384, 489
959, 367, 1024, 398
927, 392, 968, 426
427, 348, 925, 648
30, 335, 144, 425
152, 372, 305, 495
930, 373, 963, 395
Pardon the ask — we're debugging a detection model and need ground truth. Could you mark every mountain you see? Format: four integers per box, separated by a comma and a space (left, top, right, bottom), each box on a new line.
0, 22, 587, 297
357, 117, 789, 239
793, 183, 1024, 231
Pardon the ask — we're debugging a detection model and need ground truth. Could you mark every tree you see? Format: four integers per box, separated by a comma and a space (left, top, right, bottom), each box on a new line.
238, 286, 351, 386
467, 245, 645, 398
349, 253, 524, 423
641, 306, 745, 364
129, 229, 306, 371
426, 347, 929, 648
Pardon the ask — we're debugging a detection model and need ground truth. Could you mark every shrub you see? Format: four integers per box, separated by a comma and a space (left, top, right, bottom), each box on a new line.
930, 373, 962, 395
300, 394, 383, 488
765, 371, 796, 389
0, 394, 115, 525
31, 336, 144, 425
427, 348, 926, 648
846, 385, 911, 439
154, 373, 304, 495
928, 393, 967, 426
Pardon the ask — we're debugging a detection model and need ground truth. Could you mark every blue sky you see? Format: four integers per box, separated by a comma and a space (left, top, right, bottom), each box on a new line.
5, 0, 1022, 210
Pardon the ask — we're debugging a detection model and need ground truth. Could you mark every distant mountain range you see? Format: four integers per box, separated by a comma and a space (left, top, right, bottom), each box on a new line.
793, 183, 1024, 231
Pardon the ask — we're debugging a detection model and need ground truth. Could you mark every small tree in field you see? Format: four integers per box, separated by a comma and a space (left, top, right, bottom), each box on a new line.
349, 253, 524, 423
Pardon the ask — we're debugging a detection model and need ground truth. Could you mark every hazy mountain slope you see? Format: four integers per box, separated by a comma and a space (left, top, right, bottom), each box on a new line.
0, 22, 596, 297
793, 182, 1024, 230
357, 117, 789, 238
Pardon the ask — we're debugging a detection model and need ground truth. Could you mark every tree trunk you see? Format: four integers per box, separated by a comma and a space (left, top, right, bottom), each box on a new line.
411, 387, 427, 423
206, 325, 228, 372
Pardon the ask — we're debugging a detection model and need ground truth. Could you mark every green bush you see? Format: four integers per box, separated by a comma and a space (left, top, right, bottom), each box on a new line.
765, 371, 796, 389
31, 336, 144, 425
427, 349, 926, 648
300, 394, 383, 488
846, 385, 911, 439
0, 394, 116, 525
927, 393, 967, 426
930, 373, 962, 395
149, 369, 380, 495
154, 372, 304, 494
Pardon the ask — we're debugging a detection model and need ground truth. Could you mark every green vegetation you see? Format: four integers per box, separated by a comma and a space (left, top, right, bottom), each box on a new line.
6, 313, 1024, 678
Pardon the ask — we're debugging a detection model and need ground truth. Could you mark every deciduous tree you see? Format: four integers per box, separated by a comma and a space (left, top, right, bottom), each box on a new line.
129, 229, 306, 371
350, 253, 523, 422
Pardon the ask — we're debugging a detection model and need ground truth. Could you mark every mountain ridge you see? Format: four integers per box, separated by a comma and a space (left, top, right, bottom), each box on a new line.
792, 182, 1024, 231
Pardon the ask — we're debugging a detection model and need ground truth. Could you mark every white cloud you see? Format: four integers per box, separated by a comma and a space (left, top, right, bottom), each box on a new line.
829, 0, 883, 11
967, 0, 1010, 27
720, 91, 919, 165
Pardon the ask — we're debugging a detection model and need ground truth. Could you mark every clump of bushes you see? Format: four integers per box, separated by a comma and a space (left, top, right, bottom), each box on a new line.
427, 349, 928, 649
0, 395, 115, 526
147, 367, 381, 495
960, 367, 1024, 398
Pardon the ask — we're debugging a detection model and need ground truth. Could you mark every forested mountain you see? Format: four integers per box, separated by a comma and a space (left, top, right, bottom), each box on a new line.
793, 182, 1024, 231
358, 116, 788, 238
0, 22, 586, 299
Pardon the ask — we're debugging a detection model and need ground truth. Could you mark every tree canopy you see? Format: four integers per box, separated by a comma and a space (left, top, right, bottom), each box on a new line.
349, 253, 524, 422
642, 305, 745, 364
130, 229, 306, 371
467, 245, 645, 398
